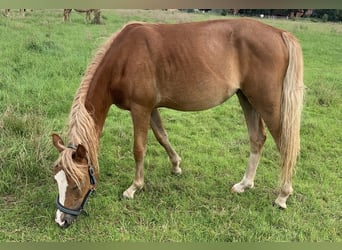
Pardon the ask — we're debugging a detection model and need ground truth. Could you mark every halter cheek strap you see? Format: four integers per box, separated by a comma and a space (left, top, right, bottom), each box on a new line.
67, 144, 96, 186
88, 164, 96, 186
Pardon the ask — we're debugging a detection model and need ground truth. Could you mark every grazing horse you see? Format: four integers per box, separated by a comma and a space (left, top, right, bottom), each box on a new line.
52, 19, 304, 228
4, 9, 26, 17
63, 9, 95, 22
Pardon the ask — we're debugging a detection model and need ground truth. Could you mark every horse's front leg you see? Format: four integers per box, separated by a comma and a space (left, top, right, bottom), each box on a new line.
122, 105, 151, 199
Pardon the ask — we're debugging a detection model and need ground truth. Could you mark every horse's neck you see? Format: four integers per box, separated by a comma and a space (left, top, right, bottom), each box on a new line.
85, 78, 112, 174
67, 33, 117, 175
67, 74, 112, 173
84, 74, 113, 140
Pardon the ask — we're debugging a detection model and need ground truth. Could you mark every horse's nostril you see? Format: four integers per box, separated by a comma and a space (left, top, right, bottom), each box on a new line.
61, 220, 70, 229
63, 214, 76, 227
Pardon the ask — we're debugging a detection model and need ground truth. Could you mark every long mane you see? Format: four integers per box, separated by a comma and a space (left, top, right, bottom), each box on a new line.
64, 26, 126, 174
59, 22, 141, 184
67, 37, 115, 170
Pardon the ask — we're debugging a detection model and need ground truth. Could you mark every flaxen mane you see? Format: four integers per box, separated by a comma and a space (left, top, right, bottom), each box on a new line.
57, 24, 136, 185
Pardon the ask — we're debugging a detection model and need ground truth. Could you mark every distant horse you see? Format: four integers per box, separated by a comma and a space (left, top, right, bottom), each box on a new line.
3, 9, 26, 17
52, 19, 304, 228
63, 9, 95, 22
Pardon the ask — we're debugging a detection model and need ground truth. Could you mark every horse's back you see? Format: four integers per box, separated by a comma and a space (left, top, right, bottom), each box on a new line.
109, 19, 290, 111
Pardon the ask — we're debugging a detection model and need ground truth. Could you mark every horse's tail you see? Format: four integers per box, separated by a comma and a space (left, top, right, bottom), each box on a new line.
279, 32, 304, 191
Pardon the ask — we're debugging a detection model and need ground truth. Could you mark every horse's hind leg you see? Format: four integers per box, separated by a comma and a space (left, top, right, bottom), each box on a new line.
232, 91, 266, 193
63, 9, 71, 22
85, 10, 91, 23
150, 109, 182, 174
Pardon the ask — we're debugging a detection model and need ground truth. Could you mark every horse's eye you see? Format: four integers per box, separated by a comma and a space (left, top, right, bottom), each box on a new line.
53, 164, 59, 171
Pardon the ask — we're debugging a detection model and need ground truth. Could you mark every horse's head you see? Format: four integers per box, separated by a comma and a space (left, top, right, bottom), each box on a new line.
52, 134, 96, 228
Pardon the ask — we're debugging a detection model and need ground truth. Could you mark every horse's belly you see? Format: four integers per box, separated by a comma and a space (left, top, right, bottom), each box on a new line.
159, 83, 238, 111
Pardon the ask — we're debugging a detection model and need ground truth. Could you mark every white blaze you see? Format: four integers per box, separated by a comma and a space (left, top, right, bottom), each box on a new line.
54, 170, 68, 226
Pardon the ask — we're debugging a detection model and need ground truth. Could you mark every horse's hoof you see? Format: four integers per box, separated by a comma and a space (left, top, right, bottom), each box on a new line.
273, 200, 287, 210
231, 183, 247, 193
231, 181, 254, 193
120, 193, 130, 201
122, 190, 134, 200
171, 167, 182, 175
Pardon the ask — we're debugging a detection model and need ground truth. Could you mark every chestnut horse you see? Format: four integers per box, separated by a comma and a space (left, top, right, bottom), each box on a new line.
52, 19, 304, 228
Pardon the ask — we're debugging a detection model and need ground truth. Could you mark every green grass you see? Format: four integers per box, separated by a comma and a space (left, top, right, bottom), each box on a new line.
0, 9, 341, 242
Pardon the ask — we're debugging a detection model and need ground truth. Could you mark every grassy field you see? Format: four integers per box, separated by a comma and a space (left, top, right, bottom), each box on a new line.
0, 9, 341, 242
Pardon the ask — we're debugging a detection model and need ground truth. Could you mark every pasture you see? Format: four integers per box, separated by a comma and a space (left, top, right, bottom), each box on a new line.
0, 9, 341, 242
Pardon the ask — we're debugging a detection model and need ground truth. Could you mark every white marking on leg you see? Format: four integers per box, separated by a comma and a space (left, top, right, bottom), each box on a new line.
274, 182, 293, 209
123, 184, 137, 199
232, 153, 260, 193
171, 155, 182, 175
274, 196, 287, 209
54, 170, 68, 226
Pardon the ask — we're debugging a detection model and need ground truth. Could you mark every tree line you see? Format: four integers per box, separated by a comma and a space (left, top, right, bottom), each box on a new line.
235, 9, 342, 22
182, 9, 342, 22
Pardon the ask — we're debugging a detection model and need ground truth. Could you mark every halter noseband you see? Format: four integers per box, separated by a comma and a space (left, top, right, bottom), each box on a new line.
56, 144, 97, 217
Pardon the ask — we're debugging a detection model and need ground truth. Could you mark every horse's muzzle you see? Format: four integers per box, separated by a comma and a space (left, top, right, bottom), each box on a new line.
58, 213, 76, 228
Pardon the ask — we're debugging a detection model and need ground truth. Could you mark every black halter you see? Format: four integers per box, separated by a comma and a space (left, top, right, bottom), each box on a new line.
56, 145, 97, 217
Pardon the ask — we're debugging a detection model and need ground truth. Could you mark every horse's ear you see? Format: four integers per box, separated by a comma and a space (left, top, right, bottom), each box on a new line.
75, 144, 87, 161
52, 133, 65, 152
